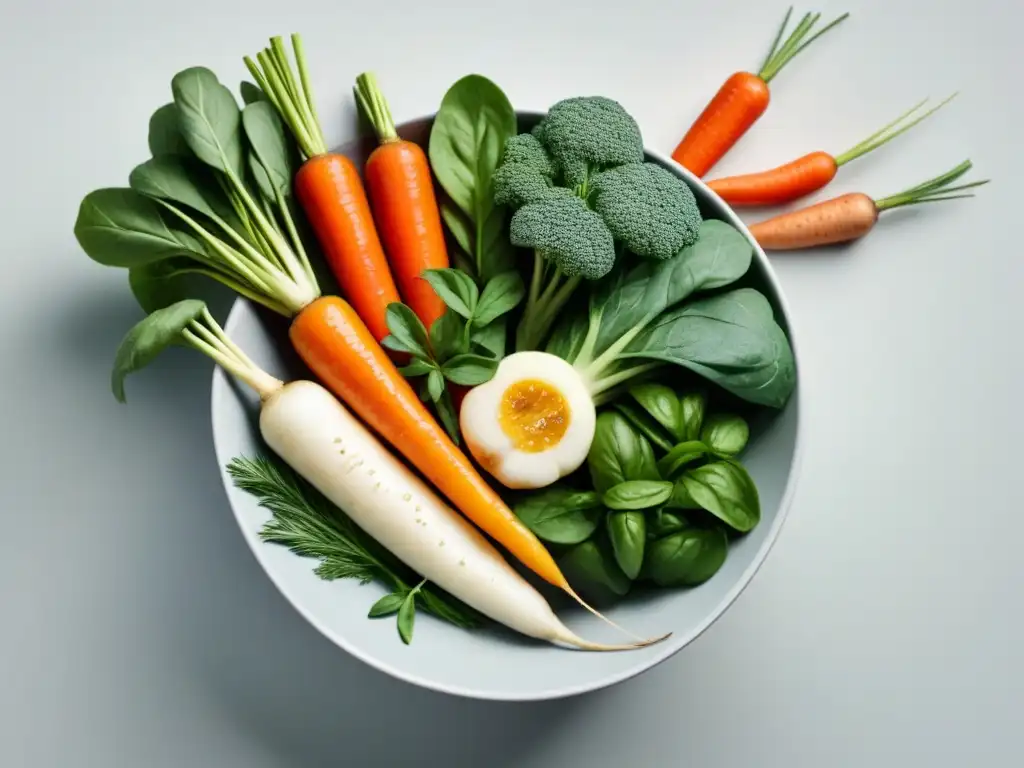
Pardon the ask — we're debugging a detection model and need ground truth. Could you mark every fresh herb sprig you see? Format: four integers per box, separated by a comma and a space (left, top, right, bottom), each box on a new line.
227, 455, 483, 643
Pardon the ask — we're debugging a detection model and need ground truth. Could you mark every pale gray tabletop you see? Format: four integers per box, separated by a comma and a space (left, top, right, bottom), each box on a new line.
3, 0, 1021, 765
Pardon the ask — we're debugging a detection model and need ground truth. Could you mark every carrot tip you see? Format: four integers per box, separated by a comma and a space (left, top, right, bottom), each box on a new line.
562, 584, 668, 645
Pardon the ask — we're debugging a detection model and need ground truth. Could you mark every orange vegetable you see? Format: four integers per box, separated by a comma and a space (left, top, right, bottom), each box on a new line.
672, 7, 849, 178
708, 96, 956, 207
354, 72, 449, 332
246, 38, 401, 344
749, 160, 987, 250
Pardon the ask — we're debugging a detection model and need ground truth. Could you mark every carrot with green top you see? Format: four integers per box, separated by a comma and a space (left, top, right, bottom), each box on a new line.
672, 7, 850, 178
708, 94, 957, 207
749, 159, 988, 250
354, 72, 450, 333
244, 36, 402, 343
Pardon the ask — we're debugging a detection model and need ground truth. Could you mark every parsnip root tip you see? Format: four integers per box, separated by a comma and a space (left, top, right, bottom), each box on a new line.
557, 628, 673, 653
562, 584, 669, 646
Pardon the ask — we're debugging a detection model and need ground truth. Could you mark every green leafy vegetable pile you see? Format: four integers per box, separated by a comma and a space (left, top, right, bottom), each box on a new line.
512, 384, 761, 602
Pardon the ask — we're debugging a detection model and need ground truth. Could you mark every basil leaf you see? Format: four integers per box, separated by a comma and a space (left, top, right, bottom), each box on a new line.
603, 480, 673, 511
75, 188, 203, 267
665, 480, 700, 510
622, 288, 797, 409
147, 103, 191, 158
647, 509, 688, 539
681, 460, 760, 532
513, 486, 603, 544
429, 309, 466, 361
657, 440, 708, 480
701, 413, 750, 456
384, 302, 431, 358
368, 591, 405, 618
422, 268, 479, 319
559, 539, 631, 601
427, 369, 445, 402
678, 391, 707, 442
434, 390, 461, 444
398, 358, 435, 378
628, 382, 682, 440
397, 592, 416, 644
428, 75, 517, 281
588, 410, 662, 494
647, 528, 728, 587
171, 66, 245, 179
473, 271, 525, 327
611, 402, 674, 453
441, 354, 497, 386
607, 510, 646, 580
239, 81, 268, 105
242, 101, 295, 199
111, 299, 205, 402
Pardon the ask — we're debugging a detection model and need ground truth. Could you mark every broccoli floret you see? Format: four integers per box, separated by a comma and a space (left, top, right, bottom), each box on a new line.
538, 96, 644, 189
493, 133, 559, 207
591, 162, 702, 260
509, 190, 616, 280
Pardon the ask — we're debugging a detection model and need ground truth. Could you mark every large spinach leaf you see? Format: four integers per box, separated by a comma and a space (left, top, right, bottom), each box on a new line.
620, 288, 796, 408
587, 410, 660, 494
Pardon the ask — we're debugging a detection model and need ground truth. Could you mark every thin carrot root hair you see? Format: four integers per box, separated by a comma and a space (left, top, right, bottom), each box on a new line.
563, 585, 672, 645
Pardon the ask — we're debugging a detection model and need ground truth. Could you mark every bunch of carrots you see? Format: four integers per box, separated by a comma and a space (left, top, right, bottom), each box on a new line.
671, 7, 988, 250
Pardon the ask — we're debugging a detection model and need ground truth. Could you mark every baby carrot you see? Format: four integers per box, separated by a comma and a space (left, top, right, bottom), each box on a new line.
245, 36, 401, 344
354, 72, 450, 333
749, 159, 988, 250
672, 7, 849, 178
708, 95, 956, 207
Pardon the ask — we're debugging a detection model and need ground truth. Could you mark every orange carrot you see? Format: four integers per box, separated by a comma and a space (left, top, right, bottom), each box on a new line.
708, 95, 956, 207
245, 36, 401, 344
354, 72, 449, 333
672, 7, 849, 178
289, 295, 568, 590
749, 160, 988, 250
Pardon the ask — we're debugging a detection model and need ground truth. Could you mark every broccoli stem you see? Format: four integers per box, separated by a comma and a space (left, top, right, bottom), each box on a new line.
515, 251, 582, 351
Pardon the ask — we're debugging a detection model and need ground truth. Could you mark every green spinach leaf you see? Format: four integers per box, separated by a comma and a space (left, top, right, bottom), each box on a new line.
603, 480, 673, 511
129, 155, 233, 224
559, 539, 631, 600
587, 410, 661, 494
148, 103, 191, 158
701, 413, 750, 456
239, 81, 268, 105
512, 486, 603, 544
607, 510, 646, 580
242, 101, 296, 199
647, 528, 728, 587
611, 402, 674, 453
628, 382, 682, 440
621, 288, 797, 409
657, 440, 708, 480
678, 390, 707, 442
171, 66, 245, 179
681, 459, 760, 532
128, 257, 218, 314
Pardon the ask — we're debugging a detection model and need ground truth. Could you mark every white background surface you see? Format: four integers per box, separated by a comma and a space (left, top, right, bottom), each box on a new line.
2, 0, 1021, 765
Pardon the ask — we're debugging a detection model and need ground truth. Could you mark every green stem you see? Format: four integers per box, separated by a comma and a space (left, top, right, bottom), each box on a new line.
247, 40, 327, 159
182, 324, 282, 399
758, 5, 793, 75
277, 192, 316, 287
354, 72, 399, 144
589, 363, 662, 402
758, 9, 849, 83
874, 160, 989, 211
270, 37, 322, 152
833, 94, 956, 167
290, 34, 325, 149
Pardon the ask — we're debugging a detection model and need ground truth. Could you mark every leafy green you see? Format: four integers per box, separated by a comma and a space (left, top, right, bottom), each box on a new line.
512, 486, 603, 544
607, 510, 645, 579
646, 528, 728, 587
603, 480, 673, 511
242, 101, 296, 199
239, 81, 267, 105
428, 74, 518, 281
665, 480, 700, 510
621, 288, 797, 409
559, 538, 631, 601
611, 402, 674, 453
397, 582, 424, 645
148, 103, 191, 158
423, 268, 479, 319
441, 354, 498, 385
628, 383, 682, 440
678, 390, 707, 442
681, 460, 761, 532
382, 303, 431, 358
128, 257, 218, 314
171, 66, 245, 179
473, 271, 525, 327
111, 299, 205, 402
587, 410, 660, 494
368, 592, 406, 617
701, 413, 750, 456
228, 455, 483, 635
429, 309, 467, 360
647, 509, 688, 539
657, 440, 708, 480
129, 155, 233, 224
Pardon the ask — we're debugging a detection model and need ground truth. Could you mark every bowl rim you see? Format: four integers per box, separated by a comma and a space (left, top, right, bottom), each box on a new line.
211, 108, 807, 702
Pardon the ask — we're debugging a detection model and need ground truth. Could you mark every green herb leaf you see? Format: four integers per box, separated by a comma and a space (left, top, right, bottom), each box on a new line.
434, 389, 461, 444
422, 268, 479, 319
559, 539, 631, 601
603, 480, 673, 511
681, 460, 761, 532
588, 410, 661, 494
513, 486, 603, 544
384, 302, 431, 358
473, 271, 525, 327
628, 382, 683, 441
701, 413, 750, 456
470, 317, 508, 359
657, 440, 708, 480
398, 358, 435, 378
74, 187, 203, 267
111, 299, 205, 402
678, 391, 707, 442
647, 509, 689, 539
611, 402, 675, 453
429, 309, 467, 362
665, 480, 700, 510
171, 66, 245, 179
440, 201, 474, 257
242, 101, 296, 199
397, 591, 417, 644
607, 510, 646, 580
147, 103, 191, 158
427, 369, 445, 402
622, 288, 797, 409
441, 354, 498, 386
368, 591, 406, 618
646, 528, 728, 587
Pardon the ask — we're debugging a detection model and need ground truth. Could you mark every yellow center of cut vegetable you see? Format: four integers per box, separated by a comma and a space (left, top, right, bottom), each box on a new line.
499, 379, 570, 453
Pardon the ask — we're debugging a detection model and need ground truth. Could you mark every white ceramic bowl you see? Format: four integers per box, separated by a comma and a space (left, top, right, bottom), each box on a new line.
211, 111, 804, 702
